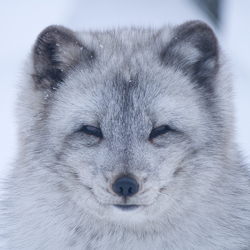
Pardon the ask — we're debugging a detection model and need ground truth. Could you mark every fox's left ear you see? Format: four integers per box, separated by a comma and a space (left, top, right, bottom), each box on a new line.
32, 25, 95, 90
161, 21, 219, 92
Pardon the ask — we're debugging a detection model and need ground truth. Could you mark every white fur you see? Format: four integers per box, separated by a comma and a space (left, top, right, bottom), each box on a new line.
1, 21, 250, 249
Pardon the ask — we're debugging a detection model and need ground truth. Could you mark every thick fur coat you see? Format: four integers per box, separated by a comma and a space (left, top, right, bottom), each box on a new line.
1, 21, 250, 249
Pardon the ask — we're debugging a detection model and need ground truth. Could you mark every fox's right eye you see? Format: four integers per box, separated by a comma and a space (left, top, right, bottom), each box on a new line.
78, 125, 103, 138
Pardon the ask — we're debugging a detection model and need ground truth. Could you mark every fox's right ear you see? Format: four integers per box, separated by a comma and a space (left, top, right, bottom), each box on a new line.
32, 25, 95, 90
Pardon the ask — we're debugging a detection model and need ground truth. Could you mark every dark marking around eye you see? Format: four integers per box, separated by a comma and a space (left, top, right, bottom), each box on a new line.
78, 125, 103, 138
149, 125, 172, 140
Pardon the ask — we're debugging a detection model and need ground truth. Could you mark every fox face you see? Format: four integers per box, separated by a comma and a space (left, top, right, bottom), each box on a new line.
21, 21, 232, 225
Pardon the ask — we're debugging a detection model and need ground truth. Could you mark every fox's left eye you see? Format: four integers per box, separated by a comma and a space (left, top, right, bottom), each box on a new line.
78, 125, 103, 138
149, 125, 172, 139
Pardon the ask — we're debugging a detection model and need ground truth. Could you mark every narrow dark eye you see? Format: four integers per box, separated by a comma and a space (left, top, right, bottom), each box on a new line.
78, 125, 103, 138
149, 125, 172, 139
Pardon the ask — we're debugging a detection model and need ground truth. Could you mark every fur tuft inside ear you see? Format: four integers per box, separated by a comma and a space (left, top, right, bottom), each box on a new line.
32, 25, 95, 90
161, 21, 219, 93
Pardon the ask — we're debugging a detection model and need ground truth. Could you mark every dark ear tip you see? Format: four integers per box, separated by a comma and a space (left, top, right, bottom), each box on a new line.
34, 25, 64, 56
176, 20, 218, 56
34, 25, 75, 48
36, 25, 71, 37
180, 20, 211, 27
176, 20, 217, 42
178, 20, 214, 32
32, 25, 79, 88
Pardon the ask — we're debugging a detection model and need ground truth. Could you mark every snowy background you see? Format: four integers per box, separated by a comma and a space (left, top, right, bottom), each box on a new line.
0, 0, 249, 181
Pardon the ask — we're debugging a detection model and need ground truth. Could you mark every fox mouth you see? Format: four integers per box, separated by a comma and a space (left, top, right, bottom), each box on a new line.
113, 205, 140, 211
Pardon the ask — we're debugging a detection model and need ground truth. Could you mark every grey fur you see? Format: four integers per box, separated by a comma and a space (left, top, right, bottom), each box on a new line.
1, 21, 250, 249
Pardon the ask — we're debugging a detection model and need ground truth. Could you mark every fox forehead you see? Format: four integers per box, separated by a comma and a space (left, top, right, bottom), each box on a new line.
54, 63, 199, 134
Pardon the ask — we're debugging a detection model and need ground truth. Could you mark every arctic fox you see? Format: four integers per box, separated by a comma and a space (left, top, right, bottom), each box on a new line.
1, 21, 250, 249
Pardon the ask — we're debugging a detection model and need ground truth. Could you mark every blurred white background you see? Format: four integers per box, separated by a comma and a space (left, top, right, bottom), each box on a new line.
0, 0, 249, 180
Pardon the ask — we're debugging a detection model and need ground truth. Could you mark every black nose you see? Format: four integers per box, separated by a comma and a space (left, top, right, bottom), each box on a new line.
112, 176, 139, 199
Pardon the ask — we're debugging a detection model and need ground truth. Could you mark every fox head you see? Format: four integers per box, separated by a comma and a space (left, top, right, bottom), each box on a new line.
19, 21, 233, 225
